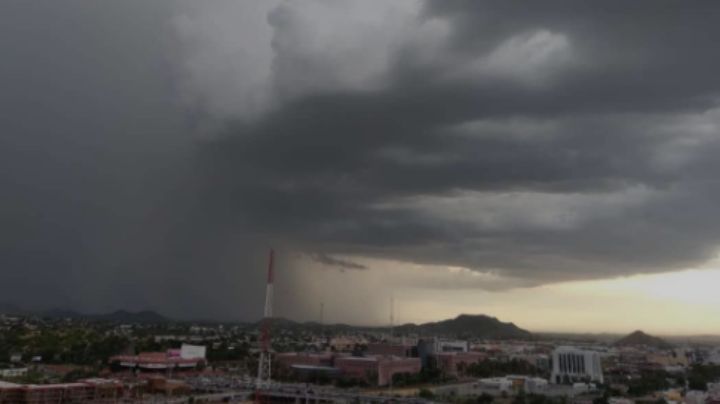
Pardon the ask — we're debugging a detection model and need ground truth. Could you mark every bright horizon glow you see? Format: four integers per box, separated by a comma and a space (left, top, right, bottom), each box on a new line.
284, 254, 720, 335
394, 266, 720, 336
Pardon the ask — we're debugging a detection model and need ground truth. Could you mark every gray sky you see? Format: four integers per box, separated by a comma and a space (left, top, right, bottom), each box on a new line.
3, 1, 720, 329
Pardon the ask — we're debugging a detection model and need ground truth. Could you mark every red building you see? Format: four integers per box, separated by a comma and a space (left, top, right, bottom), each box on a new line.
377, 357, 423, 386
334, 356, 421, 386
0, 379, 123, 404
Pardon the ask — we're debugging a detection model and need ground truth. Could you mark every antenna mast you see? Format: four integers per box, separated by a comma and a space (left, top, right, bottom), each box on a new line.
257, 249, 274, 389
390, 295, 394, 341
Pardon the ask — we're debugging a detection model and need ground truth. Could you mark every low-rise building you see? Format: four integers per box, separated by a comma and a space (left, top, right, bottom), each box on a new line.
276, 352, 334, 369
0, 367, 28, 378
476, 375, 548, 394
434, 351, 486, 376
334, 355, 421, 386
109, 346, 206, 373
435, 340, 469, 353
0, 379, 124, 404
366, 343, 416, 357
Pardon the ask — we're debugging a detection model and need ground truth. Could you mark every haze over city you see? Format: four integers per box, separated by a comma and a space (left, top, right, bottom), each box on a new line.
4, 0, 720, 335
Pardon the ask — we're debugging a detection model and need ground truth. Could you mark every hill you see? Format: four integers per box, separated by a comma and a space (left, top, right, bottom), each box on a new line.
1, 304, 170, 323
39, 308, 171, 323
256, 314, 532, 339
94, 310, 170, 323
395, 314, 533, 339
615, 330, 672, 349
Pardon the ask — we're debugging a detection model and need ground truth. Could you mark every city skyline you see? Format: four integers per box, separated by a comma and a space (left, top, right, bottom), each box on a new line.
3, 1, 720, 333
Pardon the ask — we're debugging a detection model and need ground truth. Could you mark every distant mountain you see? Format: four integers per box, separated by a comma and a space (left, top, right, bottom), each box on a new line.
38, 308, 171, 323
256, 317, 354, 334
40, 308, 85, 319
93, 310, 170, 323
0, 301, 25, 315
395, 314, 533, 340
615, 330, 672, 349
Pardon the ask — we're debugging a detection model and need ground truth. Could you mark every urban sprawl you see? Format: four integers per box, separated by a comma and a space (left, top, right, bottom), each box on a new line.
2, 312, 720, 404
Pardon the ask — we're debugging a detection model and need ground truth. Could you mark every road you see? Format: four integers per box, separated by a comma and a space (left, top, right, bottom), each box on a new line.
184, 376, 432, 403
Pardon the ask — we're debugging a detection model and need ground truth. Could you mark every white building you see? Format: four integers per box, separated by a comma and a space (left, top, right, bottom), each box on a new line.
524, 377, 549, 393
435, 340, 469, 353
180, 343, 206, 359
706, 348, 720, 365
551, 347, 603, 384
0, 367, 27, 377
477, 376, 548, 393
478, 377, 514, 392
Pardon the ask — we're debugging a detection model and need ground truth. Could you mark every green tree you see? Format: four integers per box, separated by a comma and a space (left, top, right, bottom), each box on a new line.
477, 392, 494, 404
418, 388, 434, 399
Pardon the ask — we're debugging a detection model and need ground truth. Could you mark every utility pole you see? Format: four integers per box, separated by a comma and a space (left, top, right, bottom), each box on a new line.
319, 301, 326, 350
389, 294, 395, 395
389, 295, 394, 341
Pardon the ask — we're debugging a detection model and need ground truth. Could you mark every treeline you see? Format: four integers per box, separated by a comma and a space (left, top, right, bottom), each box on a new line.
392, 366, 455, 386
0, 325, 129, 365
623, 365, 720, 396
444, 391, 568, 404
687, 364, 720, 391
463, 359, 542, 378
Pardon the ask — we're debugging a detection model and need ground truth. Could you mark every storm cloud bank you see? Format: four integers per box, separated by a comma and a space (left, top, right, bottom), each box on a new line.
3, 0, 720, 321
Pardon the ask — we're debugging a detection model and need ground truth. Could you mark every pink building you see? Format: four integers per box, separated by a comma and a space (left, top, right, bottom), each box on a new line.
0, 379, 124, 404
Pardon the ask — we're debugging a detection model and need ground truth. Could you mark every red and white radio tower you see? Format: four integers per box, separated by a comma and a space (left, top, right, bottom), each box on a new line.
257, 248, 274, 388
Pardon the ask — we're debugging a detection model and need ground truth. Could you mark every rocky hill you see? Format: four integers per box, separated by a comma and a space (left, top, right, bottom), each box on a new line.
615, 330, 672, 349
394, 314, 533, 340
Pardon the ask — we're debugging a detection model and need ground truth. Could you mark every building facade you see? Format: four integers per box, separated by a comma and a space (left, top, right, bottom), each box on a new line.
333, 355, 422, 386
0, 379, 123, 404
551, 347, 604, 384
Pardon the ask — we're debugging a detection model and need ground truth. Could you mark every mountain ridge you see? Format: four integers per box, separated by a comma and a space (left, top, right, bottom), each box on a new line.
0, 306, 171, 323
258, 313, 532, 339
615, 330, 673, 349
2, 305, 530, 338
394, 314, 533, 339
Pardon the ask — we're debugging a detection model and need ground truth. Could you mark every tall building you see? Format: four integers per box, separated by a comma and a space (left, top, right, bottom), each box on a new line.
551, 346, 604, 384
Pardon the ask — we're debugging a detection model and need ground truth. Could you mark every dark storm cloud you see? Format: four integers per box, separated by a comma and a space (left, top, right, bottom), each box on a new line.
193, 0, 720, 285
4, 0, 720, 321
0, 0, 274, 320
